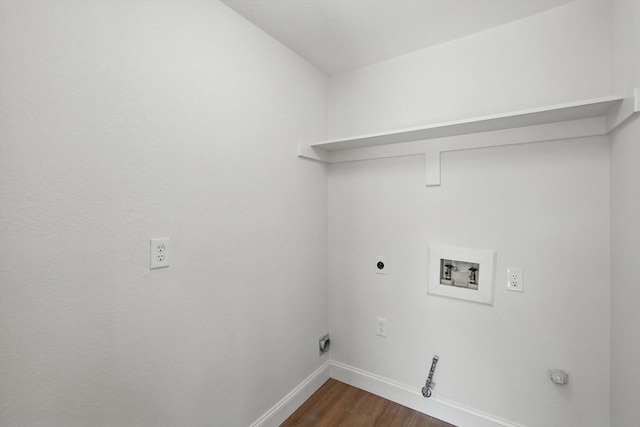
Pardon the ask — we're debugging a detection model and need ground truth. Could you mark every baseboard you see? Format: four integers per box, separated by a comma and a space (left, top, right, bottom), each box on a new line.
249, 361, 331, 427
250, 359, 522, 427
329, 361, 523, 427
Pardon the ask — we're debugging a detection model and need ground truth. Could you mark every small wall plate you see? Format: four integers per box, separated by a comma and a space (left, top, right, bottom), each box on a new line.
375, 256, 386, 274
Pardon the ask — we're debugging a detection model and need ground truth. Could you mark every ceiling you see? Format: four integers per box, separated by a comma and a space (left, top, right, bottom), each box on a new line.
221, 0, 575, 75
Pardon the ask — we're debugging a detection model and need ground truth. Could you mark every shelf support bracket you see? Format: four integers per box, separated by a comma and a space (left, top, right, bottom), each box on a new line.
424, 152, 441, 187
606, 87, 640, 133
300, 90, 640, 187
298, 142, 330, 163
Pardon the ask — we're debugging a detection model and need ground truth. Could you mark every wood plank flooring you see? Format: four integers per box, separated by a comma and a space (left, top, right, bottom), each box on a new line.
281, 379, 456, 427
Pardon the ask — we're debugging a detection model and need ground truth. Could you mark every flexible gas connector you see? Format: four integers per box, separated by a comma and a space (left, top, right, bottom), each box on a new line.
422, 355, 439, 398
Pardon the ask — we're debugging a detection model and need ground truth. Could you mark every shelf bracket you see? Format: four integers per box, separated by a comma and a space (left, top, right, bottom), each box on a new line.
298, 141, 331, 163
425, 153, 441, 187
606, 87, 640, 133
299, 89, 640, 187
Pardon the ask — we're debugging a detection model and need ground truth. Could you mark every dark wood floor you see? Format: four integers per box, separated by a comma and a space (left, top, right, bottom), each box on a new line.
281, 379, 456, 427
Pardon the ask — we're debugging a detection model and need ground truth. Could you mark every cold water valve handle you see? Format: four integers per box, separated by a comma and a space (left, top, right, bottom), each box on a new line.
422, 355, 439, 398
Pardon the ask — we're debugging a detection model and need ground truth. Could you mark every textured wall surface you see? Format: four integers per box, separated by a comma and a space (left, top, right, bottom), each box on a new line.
327, 1, 612, 426
1, 0, 637, 426
0, 1, 328, 426
328, 138, 610, 427
610, 118, 640, 427
609, 1, 640, 426
328, 0, 610, 139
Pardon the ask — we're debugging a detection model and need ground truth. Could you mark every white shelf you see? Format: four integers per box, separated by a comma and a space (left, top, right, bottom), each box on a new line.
299, 89, 639, 186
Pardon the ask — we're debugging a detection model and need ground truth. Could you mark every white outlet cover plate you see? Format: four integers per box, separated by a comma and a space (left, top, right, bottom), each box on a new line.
376, 316, 388, 337
150, 238, 170, 269
507, 267, 524, 291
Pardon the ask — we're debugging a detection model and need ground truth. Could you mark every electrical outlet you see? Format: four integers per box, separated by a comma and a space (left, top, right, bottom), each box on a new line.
150, 238, 170, 269
507, 268, 523, 291
376, 317, 388, 337
375, 256, 386, 275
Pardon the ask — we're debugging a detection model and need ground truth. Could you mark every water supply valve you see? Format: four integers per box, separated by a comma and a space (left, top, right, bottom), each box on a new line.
422, 355, 439, 398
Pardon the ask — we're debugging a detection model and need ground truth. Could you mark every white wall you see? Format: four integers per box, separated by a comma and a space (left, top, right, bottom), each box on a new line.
329, 140, 610, 427
609, 1, 640, 426
329, 0, 610, 139
327, 1, 611, 426
0, 1, 328, 426
2, 0, 635, 426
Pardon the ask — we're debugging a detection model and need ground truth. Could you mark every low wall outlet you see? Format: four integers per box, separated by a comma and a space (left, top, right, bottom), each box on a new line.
150, 238, 170, 269
375, 256, 386, 274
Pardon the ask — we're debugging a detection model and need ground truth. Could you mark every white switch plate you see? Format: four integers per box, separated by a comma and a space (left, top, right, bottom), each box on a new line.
150, 238, 170, 269
376, 317, 388, 337
507, 268, 523, 291
375, 256, 386, 275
